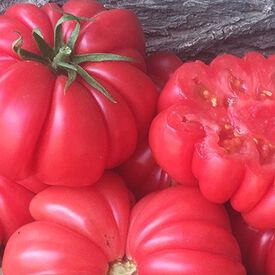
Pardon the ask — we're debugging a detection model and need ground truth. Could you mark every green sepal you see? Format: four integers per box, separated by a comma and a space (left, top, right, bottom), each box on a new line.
54, 12, 92, 53
72, 53, 135, 64
12, 33, 48, 65
32, 28, 55, 59
12, 13, 124, 104
67, 20, 80, 50
76, 65, 116, 103
64, 69, 77, 93
57, 61, 78, 71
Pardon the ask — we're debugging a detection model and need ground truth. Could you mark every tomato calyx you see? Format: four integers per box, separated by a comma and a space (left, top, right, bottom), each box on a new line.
108, 258, 137, 275
12, 12, 135, 102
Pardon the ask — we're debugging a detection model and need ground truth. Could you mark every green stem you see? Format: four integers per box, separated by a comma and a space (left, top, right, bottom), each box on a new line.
72, 53, 135, 64
12, 12, 135, 101
52, 46, 72, 70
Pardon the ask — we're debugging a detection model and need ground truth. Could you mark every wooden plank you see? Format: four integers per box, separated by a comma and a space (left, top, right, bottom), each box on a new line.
2, 0, 274, 61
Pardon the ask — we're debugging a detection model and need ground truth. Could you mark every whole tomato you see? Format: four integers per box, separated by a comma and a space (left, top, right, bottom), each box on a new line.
229, 208, 275, 275
3, 173, 245, 275
0, 0, 157, 187
150, 52, 275, 228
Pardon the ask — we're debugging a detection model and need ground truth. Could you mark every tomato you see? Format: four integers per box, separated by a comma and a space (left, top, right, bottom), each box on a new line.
0, 177, 34, 246
150, 52, 275, 228
0, 0, 157, 187
229, 207, 275, 275
127, 185, 245, 275
3, 173, 245, 275
3, 172, 131, 274
117, 140, 174, 199
118, 51, 182, 199
17, 175, 47, 194
146, 51, 183, 92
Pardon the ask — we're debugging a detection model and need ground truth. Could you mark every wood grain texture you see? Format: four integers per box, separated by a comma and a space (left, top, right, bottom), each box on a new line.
1, 0, 275, 61
102, 0, 275, 61
0, 0, 48, 11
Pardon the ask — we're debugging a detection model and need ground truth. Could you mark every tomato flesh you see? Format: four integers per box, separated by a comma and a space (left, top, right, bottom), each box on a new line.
150, 52, 275, 228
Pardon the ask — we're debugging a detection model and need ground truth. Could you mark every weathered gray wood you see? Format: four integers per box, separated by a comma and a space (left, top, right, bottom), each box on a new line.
101, 0, 275, 61
0, 0, 48, 11
1, 0, 275, 61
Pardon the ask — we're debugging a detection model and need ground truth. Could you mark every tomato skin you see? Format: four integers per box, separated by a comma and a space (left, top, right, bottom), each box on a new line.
17, 175, 47, 194
3, 181, 245, 275
0, 177, 34, 245
84, 62, 157, 141
35, 75, 109, 186
146, 51, 183, 92
75, 9, 146, 56
127, 186, 246, 275
118, 140, 173, 199
192, 131, 245, 203
0, 0, 157, 187
136, 250, 245, 275
229, 208, 275, 275
150, 52, 275, 228
150, 104, 205, 185
0, 62, 55, 180
241, 185, 275, 229
3, 172, 132, 274
3, 221, 109, 275
5, 3, 54, 47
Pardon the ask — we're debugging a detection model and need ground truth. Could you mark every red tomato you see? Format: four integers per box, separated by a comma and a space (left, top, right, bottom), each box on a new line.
17, 175, 47, 194
146, 51, 183, 92
117, 140, 174, 199
229, 208, 275, 275
117, 52, 182, 199
0, 177, 34, 245
0, 0, 157, 187
150, 52, 275, 228
3, 174, 245, 275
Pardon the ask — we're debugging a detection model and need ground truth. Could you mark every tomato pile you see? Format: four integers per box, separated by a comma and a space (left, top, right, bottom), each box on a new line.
0, 0, 274, 274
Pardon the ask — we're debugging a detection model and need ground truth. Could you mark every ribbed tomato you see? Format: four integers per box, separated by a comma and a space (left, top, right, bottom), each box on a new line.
0, 0, 157, 187
229, 208, 275, 275
118, 140, 173, 199
150, 52, 275, 228
3, 173, 245, 275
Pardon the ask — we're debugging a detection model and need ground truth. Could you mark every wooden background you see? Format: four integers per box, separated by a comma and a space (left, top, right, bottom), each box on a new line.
1, 0, 275, 62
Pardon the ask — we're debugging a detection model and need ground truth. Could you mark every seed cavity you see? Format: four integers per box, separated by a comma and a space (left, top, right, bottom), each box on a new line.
261, 90, 273, 97
219, 124, 243, 153
211, 97, 218, 107
224, 124, 232, 130
229, 74, 246, 94
253, 137, 275, 164
200, 89, 210, 98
